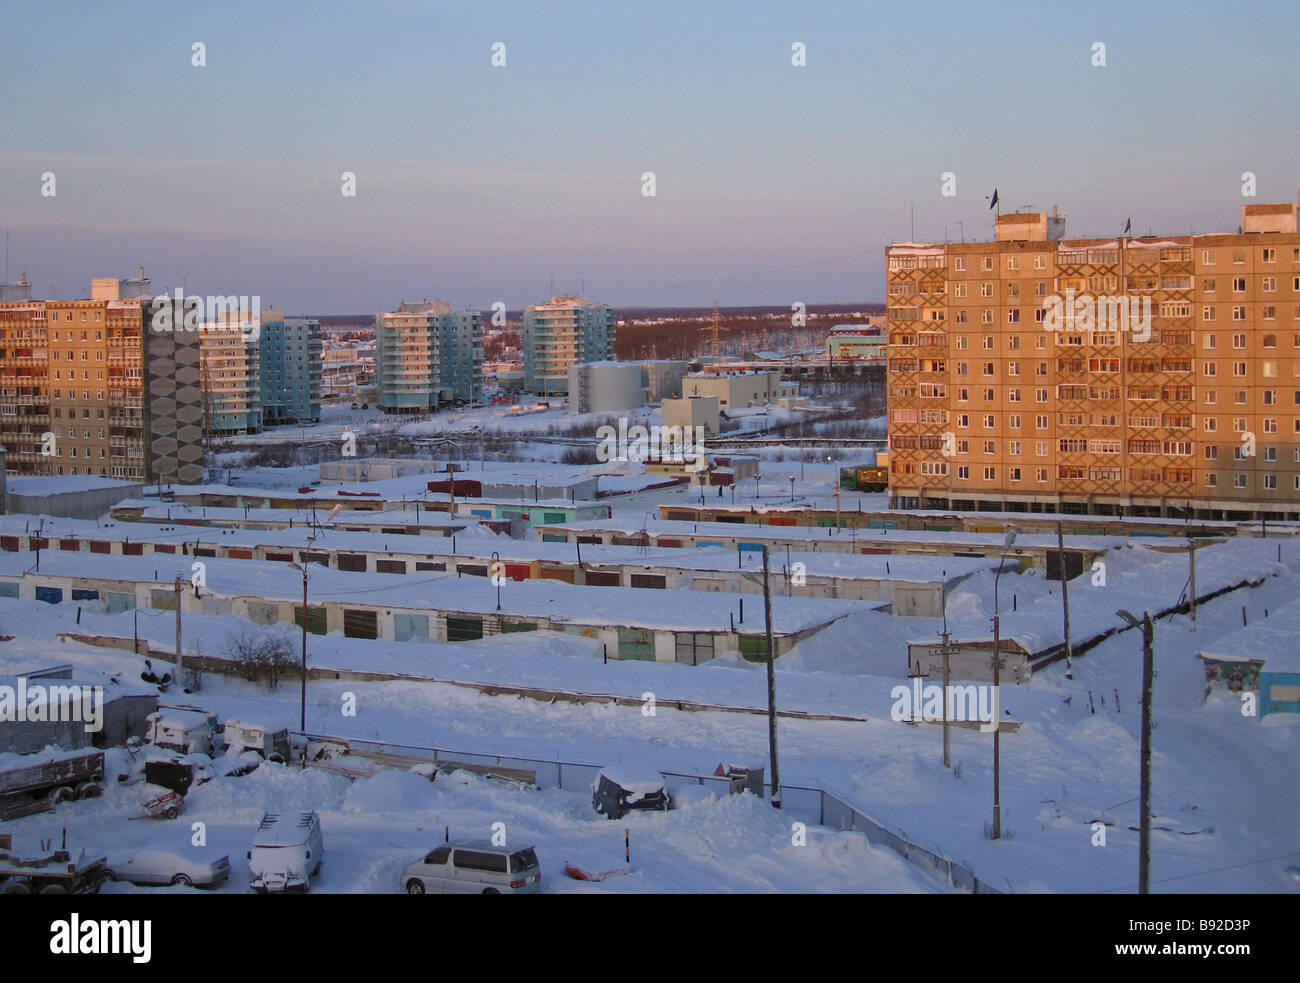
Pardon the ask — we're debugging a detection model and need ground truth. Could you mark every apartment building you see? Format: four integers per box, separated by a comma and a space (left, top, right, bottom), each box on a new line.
522, 296, 615, 395
260, 312, 323, 424
0, 275, 204, 484
200, 314, 261, 435
885, 203, 1300, 520
375, 301, 483, 412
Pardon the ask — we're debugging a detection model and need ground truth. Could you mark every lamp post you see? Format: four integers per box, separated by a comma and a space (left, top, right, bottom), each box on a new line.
990, 528, 1017, 840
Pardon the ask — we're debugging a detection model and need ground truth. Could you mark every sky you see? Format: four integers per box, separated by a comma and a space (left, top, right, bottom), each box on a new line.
1, 0, 1296, 313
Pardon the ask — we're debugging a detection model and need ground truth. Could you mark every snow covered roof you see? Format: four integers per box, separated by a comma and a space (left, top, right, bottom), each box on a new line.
1198, 600, 1300, 673
542, 517, 1125, 552
0, 514, 1005, 583
0, 550, 873, 635
7, 475, 144, 497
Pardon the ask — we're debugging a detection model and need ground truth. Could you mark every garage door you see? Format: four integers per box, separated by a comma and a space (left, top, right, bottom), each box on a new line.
583, 571, 620, 587
618, 628, 655, 661
675, 633, 715, 665
36, 586, 64, 604
394, 614, 429, 642
629, 574, 666, 589
106, 591, 135, 613
338, 554, 368, 573
343, 609, 378, 639
446, 616, 483, 642
294, 606, 328, 635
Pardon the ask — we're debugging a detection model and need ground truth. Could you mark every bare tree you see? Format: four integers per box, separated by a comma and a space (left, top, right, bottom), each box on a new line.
225, 628, 297, 690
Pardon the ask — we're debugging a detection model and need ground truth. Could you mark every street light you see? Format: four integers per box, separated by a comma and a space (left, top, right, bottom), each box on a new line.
990, 528, 1017, 840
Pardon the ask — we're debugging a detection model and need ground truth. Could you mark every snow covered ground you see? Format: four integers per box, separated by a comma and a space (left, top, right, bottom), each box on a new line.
4, 531, 1298, 893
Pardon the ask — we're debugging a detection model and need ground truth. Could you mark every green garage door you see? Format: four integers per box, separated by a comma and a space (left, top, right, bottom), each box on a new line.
618, 628, 655, 661
446, 616, 483, 642
294, 606, 328, 635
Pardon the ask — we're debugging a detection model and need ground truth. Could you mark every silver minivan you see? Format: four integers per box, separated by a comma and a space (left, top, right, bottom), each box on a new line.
401, 839, 541, 894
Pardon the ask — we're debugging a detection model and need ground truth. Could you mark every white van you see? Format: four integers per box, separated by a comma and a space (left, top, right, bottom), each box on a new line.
248, 811, 323, 893
400, 840, 541, 895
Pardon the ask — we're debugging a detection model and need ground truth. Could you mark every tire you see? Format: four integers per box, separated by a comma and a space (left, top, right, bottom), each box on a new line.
171, 874, 192, 887
406, 880, 425, 895
164, 806, 179, 820
2, 882, 32, 895
49, 786, 74, 807
75, 781, 103, 800
482, 888, 499, 895
103, 870, 119, 882
39, 884, 68, 895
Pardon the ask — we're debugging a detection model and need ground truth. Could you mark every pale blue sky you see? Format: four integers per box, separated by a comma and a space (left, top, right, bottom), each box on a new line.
1, 0, 1296, 312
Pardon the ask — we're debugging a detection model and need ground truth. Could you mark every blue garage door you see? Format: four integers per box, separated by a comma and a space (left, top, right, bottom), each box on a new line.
35, 586, 64, 604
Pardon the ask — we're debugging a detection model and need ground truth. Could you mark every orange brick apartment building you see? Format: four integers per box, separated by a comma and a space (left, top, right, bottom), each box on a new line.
886, 203, 1300, 520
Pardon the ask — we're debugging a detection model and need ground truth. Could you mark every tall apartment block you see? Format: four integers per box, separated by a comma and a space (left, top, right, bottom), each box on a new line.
259, 311, 323, 424
375, 301, 483, 413
885, 203, 1300, 520
0, 275, 204, 484
200, 314, 262, 435
522, 296, 616, 395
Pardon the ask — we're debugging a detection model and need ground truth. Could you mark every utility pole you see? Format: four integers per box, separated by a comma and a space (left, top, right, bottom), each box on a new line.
991, 530, 1016, 839
1138, 611, 1154, 894
1057, 521, 1073, 678
447, 460, 459, 519
300, 562, 308, 736
173, 575, 183, 684
1188, 538, 1197, 631
761, 546, 780, 808
941, 625, 951, 769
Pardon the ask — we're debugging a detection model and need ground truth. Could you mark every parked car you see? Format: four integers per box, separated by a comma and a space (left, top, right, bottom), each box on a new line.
248, 811, 323, 893
591, 766, 670, 819
401, 840, 540, 895
105, 849, 230, 888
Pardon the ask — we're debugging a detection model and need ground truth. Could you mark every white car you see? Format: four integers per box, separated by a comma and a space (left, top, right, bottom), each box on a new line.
105, 849, 230, 888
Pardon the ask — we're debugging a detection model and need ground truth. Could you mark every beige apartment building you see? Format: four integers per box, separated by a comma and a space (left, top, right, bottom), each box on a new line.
886, 203, 1300, 520
0, 276, 204, 483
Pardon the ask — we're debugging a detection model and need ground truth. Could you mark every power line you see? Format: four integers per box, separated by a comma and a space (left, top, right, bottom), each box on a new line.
1096, 848, 1300, 893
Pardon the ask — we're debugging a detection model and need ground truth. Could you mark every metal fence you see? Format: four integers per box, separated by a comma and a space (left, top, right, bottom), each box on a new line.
296, 731, 1010, 895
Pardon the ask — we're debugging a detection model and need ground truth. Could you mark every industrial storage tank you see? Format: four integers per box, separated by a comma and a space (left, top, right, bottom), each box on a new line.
639, 360, 689, 402
568, 361, 644, 414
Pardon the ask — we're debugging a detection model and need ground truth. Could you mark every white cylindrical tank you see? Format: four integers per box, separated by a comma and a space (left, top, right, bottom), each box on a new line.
568, 362, 644, 414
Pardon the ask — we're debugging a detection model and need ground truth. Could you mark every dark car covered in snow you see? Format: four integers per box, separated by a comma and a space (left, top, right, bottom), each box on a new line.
591, 766, 670, 819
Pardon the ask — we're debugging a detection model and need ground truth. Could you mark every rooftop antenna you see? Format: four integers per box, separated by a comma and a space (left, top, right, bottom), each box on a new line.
4, 229, 7, 283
